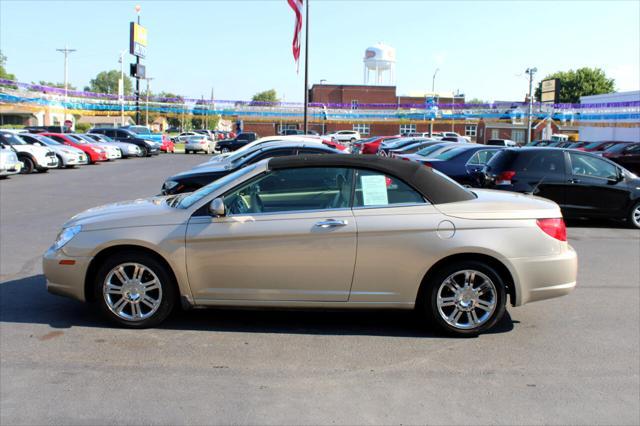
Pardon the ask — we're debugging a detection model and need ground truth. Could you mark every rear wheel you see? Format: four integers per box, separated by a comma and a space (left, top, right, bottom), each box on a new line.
629, 201, 640, 229
19, 157, 34, 174
94, 251, 176, 328
421, 260, 506, 336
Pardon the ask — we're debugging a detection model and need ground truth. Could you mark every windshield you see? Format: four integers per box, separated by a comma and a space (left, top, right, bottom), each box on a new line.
584, 142, 602, 150
177, 164, 258, 209
76, 134, 96, 143
433, 146, 469, 160
416, 144, 448, 157
68, 135, 88, 144
0, 133, 27, 145
34, 135, 61, 146
95, 134, 115, 143
128, 126, 151, 135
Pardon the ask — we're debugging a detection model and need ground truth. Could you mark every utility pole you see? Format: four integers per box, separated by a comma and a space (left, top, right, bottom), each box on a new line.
209, 87, 214, 130
135, 9, 142, 125
118, 50, 126, 126
302, 0, 310, 134
525, 67, 537, 145
56, 46, 76, 128
432, 68, 439, 93
145, 77, 153, 126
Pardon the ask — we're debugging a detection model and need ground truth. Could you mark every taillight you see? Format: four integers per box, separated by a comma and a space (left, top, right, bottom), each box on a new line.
536, 218, 567, 241
401, 157, 409, 161
422, 161, 432, 167
496, 170, 516, 185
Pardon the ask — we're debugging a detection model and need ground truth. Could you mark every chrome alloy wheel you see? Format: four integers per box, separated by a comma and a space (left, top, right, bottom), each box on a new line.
436, 270, 497, 330
103, 262, 163, 321
632, 204, 640, 228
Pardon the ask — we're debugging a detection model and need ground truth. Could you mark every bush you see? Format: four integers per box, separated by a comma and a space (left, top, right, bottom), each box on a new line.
74, 122, 91, 133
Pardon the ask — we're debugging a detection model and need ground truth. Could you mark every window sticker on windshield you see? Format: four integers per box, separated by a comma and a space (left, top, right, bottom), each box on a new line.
361, 175, 389, 206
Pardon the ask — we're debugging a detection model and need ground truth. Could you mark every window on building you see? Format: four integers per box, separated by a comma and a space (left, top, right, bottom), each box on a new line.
465, 125, 477, 137
276, 124, 298, 134
351, 100, 359, 110
353, 124, 370, 135
491, 129, 500, 139
512, 130, 525, 143
399, 124, 416, 135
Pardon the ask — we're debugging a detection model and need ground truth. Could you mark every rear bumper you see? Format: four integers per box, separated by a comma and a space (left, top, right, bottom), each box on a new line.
509, 245, 578, 306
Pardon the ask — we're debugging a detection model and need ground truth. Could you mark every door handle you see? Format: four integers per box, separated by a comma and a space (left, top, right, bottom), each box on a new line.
569, 178, 581, 184
315, 219, 348, 228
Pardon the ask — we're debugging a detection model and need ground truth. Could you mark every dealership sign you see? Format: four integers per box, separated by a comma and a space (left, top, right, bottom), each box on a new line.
541, 78, 560, 104
129, 22, 148, 58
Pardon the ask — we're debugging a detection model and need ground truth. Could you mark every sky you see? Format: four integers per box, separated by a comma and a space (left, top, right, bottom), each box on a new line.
1, 0, 639, 103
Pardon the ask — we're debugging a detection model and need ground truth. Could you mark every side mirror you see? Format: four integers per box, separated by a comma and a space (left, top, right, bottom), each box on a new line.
208, 197, 226, 217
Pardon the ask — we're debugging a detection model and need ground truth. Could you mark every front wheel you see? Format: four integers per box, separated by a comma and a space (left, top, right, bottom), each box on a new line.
421, 261, 506, 336
629, 201, 640, 229
56, 155, 65, 169
221, 147, 230, 153
94, 251, 176, 328
19, 157, 34, 174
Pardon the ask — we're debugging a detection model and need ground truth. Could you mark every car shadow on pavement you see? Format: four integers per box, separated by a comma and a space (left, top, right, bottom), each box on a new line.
0, 275, 516, 338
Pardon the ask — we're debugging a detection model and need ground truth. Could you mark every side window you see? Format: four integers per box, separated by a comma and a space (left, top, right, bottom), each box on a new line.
103, 130, 115, 138
625, 144, 640, 154
50, 135, 66, 143
467, 150, 498, 165
569, 152, 619, 180
224, 167, 354, 215
514, 151, 565, 175
353, 169, 425, 207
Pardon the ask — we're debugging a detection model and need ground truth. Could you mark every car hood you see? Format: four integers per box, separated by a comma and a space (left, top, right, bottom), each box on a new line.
435, 189, 562, 220
177, 161, 235, 175
64, 196, 187, 231
12, 145, 52, 155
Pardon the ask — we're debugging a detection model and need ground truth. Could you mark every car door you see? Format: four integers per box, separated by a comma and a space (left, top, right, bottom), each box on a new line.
511, 150, 567, 206
185, 167, 357, 302
349, 169, 444, 304
565, 151, 630, 218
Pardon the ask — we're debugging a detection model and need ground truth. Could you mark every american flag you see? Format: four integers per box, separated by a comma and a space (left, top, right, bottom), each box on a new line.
287, 0, 303, 72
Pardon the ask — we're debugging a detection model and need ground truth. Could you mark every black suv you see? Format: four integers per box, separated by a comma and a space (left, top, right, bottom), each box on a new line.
216, 132, 259, 152
481, 147, 640, 228
88, 128, 159, 156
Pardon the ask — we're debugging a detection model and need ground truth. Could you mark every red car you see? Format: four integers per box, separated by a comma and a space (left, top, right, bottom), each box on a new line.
41, 133, 108, 163
581, 141, 626, 152
160, 134, 175, 153
356, 135, 401, 154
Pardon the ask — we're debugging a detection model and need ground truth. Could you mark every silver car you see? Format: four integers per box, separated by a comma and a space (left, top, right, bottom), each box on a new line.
0, 143, 22, 177
77, 134, 142, 158
43, 155, 577, 336
184, 135, 216, 154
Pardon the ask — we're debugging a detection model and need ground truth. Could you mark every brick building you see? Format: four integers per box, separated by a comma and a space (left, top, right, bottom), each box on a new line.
241, 84, 477, 139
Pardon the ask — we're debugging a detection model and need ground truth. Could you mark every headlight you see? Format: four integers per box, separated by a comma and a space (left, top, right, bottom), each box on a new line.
52, 225, 81, 251
164, 180, 179, 191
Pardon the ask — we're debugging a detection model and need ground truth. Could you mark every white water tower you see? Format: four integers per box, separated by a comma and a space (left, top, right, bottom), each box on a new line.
363, 43, 396, 85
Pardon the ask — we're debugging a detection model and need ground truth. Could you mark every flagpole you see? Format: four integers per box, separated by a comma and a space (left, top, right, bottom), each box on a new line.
303, 0, 309, 134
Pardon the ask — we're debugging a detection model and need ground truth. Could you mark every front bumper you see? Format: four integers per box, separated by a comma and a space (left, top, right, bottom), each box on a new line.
0, 161, 22, 176
64, 153, 89, 165
43, 246, 92, 302
509, 245, 578, 306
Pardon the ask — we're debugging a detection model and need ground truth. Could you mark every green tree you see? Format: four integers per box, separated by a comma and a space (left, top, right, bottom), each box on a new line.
534, 67, 615, 103
86, 70, 133, 95
0, 50, 17, 83
157, 91, 185, 128
251, 89, 278, 103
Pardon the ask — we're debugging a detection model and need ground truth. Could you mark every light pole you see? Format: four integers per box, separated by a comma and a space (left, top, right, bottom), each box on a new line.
431, 68, 439, 94
134, 5, 142, 125
525, 67, 537, 144
145, 77, 154, 126
118, 50, 126, 126
56, 45, 76, 128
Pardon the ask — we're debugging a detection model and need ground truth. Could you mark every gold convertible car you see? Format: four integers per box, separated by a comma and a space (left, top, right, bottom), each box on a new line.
43, 155, 577, 335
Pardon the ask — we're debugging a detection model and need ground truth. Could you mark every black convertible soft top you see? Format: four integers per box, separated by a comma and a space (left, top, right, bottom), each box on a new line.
268, 154, 475, 204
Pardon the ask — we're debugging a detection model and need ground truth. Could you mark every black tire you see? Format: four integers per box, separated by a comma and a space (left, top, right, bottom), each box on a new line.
19, 157, 34, 174
93, 251, 177, 328
221, 147, 230, 153
36, 167, 49, 173
56, 155, 65, 169
628, 200, 640, 229
140, 146, 149, 157
420, 260, 507, 337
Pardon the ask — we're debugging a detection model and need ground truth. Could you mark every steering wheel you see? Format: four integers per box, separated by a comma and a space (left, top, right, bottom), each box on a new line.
227, 194, 250, 215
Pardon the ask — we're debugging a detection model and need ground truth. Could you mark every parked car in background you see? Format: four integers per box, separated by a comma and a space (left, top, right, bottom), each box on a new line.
378, 137, 432, 156
19, 133, 88, 168
184, 135, 216, 154
567, 141, 589, 150
44, 155, 577, 335
486, 139, 518, 147
352, 136, 401, 154
74, 134, 139, 158
481, 148, 640, 228
24, 125, 69, 134
582, 141, 631, 153
394, 142, 460, 163
326, 130, 361, 143
602, 142, 640, 174
419, 144, 503, 187
0, 131, 58, 173
84, 133, 142, 157
160, 135, 175, 153
42, 132, 108, 164
0, 142, 22, 177
280, 129, 305, 136
88, 128, 159, 156
162, 142, 343, 195
121, 125, 164, 145
67, 134, 121, 160
172, 132, 199, 143
204, 135, 336, 163
387, 140, 441, 157
215, 132, 260, 152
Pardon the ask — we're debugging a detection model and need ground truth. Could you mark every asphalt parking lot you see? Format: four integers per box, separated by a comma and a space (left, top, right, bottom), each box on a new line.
1, 154, 639, 425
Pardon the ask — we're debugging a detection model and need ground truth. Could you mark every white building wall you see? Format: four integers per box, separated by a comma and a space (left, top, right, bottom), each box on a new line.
579, 91, 640, 142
